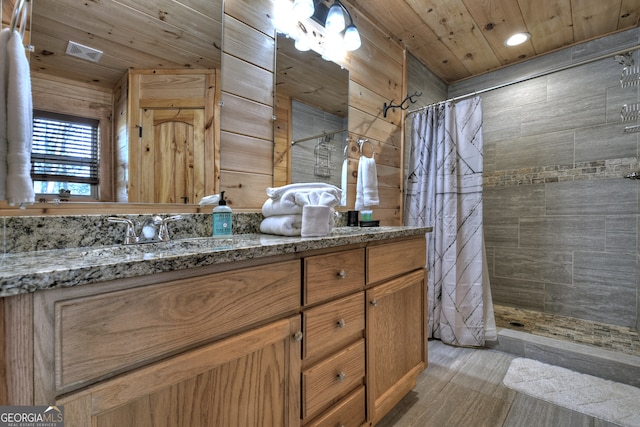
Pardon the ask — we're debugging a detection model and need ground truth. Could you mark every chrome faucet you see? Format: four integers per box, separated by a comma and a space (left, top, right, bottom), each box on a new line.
108, 214, 183, 244
158, 215, 183, 242
107, 217, 139, 245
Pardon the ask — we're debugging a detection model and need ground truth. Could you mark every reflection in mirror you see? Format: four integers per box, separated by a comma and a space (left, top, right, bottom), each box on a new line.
29, 0, 222, 89
275, 35, 349, 194
1, 0, 222, 208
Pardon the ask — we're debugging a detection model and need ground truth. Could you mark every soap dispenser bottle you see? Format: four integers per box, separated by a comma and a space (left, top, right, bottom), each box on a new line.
212, 191, 233, 236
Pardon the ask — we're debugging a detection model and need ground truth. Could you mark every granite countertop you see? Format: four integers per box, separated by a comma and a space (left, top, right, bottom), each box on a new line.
0, 226, 431, 297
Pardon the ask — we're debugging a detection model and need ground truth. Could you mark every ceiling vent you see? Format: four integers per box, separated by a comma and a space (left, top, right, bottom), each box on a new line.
65, 41, 103, 63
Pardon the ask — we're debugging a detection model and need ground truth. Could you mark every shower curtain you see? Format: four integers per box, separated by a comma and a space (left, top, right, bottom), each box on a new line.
404, 96, 495, 347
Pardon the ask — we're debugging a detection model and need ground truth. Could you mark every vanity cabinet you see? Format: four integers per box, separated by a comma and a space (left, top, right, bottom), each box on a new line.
301, 249, 367, 426
60, 316, 301, 427
32, 259, 302, 427
1, 232, 428, 427
366, 238, 428, 425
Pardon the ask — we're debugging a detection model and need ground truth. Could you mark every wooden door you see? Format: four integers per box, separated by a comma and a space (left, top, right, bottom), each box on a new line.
366, 269, 427, 425
59, 316, 301, 427
139, 108, 205, 204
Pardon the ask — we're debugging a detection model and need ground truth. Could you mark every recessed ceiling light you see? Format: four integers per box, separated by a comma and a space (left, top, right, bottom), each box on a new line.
504, 32, 531, 47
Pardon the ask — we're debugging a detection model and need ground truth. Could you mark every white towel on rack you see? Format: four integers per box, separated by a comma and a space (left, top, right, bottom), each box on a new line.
5, 29, 34, 206
340, 158, 348, 206
259, 214, 302, 236
355, 155, 379, 211
0, 29, 9, 201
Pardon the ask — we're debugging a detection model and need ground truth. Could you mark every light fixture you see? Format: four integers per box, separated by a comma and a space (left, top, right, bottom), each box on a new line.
504, 32, 531, 47
344, 24, 361, 51
294, 36, 311, 51
292, 0, 314, 19
325, 2, 346, 33
275, 0, 362, 54
325, 1, 360, 51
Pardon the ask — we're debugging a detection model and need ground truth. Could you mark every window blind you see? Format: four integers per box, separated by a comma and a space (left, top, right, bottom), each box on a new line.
31, 111, 99, 185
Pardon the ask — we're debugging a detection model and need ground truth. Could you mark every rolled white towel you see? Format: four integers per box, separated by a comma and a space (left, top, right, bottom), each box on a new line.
260, 214, 302, 236
267, 183, 341, 200
261, 197, 303, 217
301, 205, 333, 237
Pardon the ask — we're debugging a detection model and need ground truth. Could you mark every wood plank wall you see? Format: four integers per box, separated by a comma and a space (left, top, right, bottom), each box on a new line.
219, 0, 276, 210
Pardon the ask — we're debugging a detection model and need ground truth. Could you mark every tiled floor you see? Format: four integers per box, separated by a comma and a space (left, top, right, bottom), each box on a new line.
493, 305, 640, 358
376, 340, 622, 427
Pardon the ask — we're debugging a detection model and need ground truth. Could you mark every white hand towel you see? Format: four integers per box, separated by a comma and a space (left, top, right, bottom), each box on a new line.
261, 197, 303, 217
0, 29, 10, 200
355, 155, 379, 211
301, 205, 332, 237
260, 214, 303, 236
6, 30, 35, 206
340, 158, 348, 206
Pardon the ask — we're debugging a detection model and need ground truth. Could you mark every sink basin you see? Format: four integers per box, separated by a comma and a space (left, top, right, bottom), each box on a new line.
75, 236, 241, 260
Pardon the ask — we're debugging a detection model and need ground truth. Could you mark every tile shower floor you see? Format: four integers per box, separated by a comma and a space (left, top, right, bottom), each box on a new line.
493, 305, 640, 358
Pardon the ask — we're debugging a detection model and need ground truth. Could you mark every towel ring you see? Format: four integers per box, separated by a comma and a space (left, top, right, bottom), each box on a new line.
358, 138, 375, 159
9, 0, 29, 39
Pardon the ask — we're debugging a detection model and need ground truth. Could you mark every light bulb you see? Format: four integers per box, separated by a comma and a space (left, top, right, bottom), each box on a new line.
504, 32, 531, 47
295, 37, 311, 51
325, 3, 346, 33
322, 31, 345, 62
292, 0, 314, 19
344, 25, 361, 51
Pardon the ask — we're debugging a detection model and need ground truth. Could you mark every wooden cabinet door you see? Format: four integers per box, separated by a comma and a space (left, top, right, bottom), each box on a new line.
139, 107, 205, 204
59, 316, 301, 427
366, 269, 427, 425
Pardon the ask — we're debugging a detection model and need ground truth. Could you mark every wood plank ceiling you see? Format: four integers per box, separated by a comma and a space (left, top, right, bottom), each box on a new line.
1, 0, 223, 89
351, 0, 640, 83
1, 0, 639, 87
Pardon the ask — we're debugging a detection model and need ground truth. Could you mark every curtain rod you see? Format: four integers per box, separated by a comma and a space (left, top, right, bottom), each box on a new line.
291, 128, 348, 145
407, 43, 640, 116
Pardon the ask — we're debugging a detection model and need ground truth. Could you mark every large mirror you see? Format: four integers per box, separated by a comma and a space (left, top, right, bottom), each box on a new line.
1, 0, 222, 207
275, 34, 349, 190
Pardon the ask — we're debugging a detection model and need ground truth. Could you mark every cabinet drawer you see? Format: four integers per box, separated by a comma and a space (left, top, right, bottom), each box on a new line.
304, 248, 365, 305
367, 237, 426, 285
302, 339, 365, 422
55, 260, 301, 393
303, 292, 364, 362
305, 385, 366, 427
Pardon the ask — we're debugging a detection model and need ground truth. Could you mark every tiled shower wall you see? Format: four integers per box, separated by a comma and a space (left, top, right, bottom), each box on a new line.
449, 28, 640, 330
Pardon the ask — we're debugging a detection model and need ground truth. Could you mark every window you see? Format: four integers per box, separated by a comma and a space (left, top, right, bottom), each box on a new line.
31, 110, 100, 197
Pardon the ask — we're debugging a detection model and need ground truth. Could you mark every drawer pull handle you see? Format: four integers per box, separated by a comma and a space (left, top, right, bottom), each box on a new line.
337, 269, 347, 279
293, 331, 303, 343
337, 318, 346, 328
337, 371, 346, 381
370, 299, 378, 307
